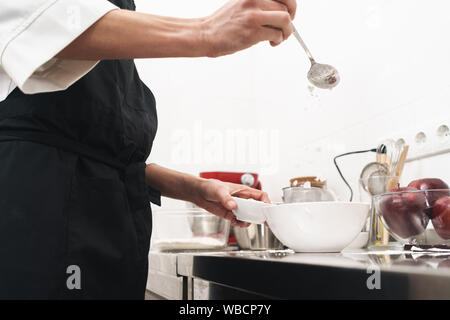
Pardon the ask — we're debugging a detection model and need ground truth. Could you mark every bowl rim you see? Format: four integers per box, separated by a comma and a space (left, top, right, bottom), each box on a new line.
373, 188, 450, 200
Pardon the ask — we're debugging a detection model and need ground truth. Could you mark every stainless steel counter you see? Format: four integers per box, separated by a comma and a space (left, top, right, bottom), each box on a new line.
147, 248, 450, 299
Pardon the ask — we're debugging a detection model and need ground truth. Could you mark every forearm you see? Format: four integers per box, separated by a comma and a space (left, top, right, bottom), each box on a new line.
145, 163, 269, 227
145, 163, 204, 202
57, 0, 297, 61
57, 9, 207, 60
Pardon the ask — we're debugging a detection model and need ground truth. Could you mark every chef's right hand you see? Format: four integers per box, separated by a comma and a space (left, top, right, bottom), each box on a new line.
201, 0, 297, 57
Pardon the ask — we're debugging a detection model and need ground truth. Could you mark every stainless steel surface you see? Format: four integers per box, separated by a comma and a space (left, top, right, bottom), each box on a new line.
148, 251, 178, 276
193, 278, 210, 300
150, 248, 450, 299
147, 270, 184, 300
233, 224, 284, 250
145, 290, 166, 300
292, 24, 340, 89
292, 25, 315, 63
282, 186, 336, 203
187, 277, 194, 300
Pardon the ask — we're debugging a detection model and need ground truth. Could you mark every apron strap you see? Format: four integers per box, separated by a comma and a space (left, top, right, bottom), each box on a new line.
0, 130, 125, 169
0, 130, 161, 207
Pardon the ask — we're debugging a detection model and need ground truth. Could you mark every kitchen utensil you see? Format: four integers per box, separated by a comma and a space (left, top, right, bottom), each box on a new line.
283, 186, 336, 203
233, 224, 284, 250
263, 202, 370, 252
360, 173, 397, 250
390, 139, 405, 175
151, 209, 231, 251
376, 139, 396, 171
232, 197, 269, 224
374, 189, 450, 246
359, 162, 390, 196
292, 24, 340, 89
290, 176, 326, 188
386, 145, 409, 191
361, 143, 404, 250
284, 176, 336, 203
189, 211, 227, 235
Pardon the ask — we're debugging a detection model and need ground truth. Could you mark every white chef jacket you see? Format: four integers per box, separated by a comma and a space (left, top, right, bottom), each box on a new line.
0, 0, 118, 103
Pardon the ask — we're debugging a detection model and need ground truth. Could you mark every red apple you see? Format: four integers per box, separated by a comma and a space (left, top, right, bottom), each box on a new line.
379, 187, 429, 239
432, 196, 450, 240
408, 178, 450, 207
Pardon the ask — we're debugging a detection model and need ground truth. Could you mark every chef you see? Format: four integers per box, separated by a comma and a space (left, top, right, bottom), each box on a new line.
0, 0, 295, 299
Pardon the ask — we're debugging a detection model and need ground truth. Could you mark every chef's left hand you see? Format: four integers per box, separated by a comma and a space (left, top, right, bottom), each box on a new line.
192, 179, 270, 228
145, 164, 270, 227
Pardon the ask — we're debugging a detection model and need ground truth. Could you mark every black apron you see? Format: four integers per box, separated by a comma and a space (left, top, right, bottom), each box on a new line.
0, 0, 160, 299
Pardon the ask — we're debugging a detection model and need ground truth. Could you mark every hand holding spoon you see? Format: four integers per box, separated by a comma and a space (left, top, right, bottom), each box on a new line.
292, 24, 340, 89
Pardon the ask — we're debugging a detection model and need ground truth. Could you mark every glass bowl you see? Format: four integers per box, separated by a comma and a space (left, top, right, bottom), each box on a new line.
282, 186, 336, 203
151, 209, 231, 251
374, 189, 450, 245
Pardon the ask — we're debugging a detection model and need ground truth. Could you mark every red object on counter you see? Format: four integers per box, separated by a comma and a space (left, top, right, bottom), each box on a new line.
199, 172, 262, 190
408, 178, 450, 207
432, 196, 450, 240
379, 187, 429, 239
200, 171, 262, 244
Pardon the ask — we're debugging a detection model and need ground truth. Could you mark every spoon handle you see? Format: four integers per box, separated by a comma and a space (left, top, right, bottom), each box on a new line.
292, 24, 315, 64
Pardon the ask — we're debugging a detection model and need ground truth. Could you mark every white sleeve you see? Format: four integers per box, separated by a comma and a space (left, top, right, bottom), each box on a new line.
0, 0, 118, 95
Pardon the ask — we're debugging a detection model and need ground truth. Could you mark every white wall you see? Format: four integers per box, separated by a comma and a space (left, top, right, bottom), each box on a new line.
134, 0, 450, 206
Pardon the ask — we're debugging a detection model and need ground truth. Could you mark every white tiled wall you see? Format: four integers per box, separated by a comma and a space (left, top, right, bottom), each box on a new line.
134, 0, 450, 205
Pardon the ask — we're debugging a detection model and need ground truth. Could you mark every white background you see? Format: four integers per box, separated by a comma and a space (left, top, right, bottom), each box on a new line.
134, 0, 450, 205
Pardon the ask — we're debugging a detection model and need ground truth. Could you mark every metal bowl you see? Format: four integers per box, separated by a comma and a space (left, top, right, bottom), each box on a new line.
233, 224, 284, 250
188, 211, 229, 235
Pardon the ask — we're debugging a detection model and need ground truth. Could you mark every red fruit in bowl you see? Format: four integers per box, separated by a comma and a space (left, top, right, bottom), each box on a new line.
408, 178, 449, 190
432, 196, 450, 239
379, 187, 429, 239
408, 178, 450, 207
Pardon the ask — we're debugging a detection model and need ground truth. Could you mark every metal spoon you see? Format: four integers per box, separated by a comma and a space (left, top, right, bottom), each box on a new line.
292, 25, 340, 89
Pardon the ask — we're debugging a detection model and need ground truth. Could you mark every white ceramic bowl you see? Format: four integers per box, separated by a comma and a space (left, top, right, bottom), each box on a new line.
232, 197, 268, 224
263, 202, 370, 252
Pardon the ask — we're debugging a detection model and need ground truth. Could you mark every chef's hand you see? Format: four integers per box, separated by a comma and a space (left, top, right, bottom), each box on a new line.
145, 164, 270, 227
202, 0, 297, 57
193, 179, 271, 228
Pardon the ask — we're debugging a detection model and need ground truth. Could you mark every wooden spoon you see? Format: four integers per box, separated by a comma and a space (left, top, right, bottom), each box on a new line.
386, 145, 409, 191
